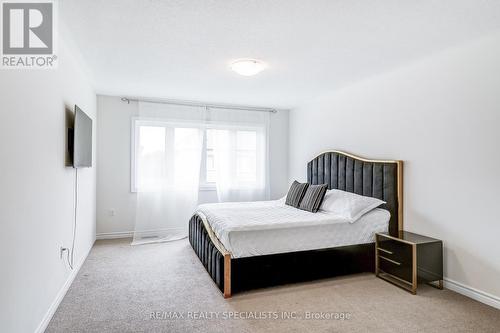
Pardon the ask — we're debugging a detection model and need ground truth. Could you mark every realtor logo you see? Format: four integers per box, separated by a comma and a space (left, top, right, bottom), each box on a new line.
1, 0, 57, 68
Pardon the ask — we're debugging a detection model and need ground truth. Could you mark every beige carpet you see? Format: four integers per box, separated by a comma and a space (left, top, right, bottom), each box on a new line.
47, 239, 500, 333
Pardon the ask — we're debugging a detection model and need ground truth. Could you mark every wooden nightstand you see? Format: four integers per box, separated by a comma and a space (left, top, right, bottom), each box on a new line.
375, 231, 443, 294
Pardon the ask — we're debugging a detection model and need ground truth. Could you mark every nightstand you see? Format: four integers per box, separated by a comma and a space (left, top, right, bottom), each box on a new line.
375, 231, 443, 294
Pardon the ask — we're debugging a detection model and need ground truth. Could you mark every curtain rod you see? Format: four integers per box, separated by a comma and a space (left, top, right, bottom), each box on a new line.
120, 97, 278, 113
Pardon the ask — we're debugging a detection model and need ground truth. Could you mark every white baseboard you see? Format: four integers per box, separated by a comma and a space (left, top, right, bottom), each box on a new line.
444, 278, 500, 310
96, 231, 133, 240
96, 228, 184, 240
34, 243, 94, 333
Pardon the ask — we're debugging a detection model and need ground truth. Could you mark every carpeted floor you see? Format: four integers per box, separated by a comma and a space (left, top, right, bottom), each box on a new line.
47, 239, 500, 333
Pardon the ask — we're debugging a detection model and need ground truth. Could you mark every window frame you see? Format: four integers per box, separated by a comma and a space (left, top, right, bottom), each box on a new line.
131, 117, 266, 193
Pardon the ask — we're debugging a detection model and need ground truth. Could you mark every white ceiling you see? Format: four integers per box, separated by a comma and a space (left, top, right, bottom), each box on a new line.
61, 0, 500, 109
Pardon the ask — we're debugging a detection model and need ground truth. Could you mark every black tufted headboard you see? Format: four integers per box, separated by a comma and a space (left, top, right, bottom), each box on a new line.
307, 151, 403, 236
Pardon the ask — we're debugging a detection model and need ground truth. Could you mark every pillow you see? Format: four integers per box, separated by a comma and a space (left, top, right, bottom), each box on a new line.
320, 189, 386, 222
285, 180, 309, 208
299, 184, 328, 213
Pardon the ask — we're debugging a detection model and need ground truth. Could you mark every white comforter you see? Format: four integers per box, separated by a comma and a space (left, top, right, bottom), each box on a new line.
196, 199, 389, 258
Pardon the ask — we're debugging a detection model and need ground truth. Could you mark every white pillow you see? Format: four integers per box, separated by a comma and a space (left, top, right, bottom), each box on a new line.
320, 189, 386, 222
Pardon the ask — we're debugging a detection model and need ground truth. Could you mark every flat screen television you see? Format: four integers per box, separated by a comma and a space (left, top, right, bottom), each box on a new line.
70, 105, 92, 168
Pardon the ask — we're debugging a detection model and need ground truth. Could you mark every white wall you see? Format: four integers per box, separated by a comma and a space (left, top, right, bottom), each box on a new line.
96, 95, 289, 236
0, 33, 96, 332
289, 33, 500, 301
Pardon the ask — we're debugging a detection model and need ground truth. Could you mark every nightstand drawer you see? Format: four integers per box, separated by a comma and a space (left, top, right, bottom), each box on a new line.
379, 255, 412, 282
377, 237, 412, 265
376, 231, 443, 294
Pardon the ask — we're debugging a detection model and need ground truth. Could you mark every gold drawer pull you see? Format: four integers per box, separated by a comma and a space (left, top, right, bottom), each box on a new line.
378, 247, 393, 254
379, 255, 401, 266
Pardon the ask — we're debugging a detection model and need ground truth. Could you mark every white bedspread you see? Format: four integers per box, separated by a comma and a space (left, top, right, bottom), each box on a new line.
196, 200, 389, 258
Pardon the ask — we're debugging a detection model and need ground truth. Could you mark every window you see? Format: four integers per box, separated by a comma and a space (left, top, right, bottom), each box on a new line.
205, 129, 217, 184
235, 130, 257, 183
135, 125, 166, 190
202, 128, 258, 188
132, 118, 266, 192
132, 119, 204, 192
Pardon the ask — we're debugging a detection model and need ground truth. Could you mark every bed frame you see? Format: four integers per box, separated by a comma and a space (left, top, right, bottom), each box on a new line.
189, 150, 403, 298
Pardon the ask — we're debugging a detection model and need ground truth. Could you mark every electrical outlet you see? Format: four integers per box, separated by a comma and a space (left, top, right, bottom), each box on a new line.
60, 246, 68, 259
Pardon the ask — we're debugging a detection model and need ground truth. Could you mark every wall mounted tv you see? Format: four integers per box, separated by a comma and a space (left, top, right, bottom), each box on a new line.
69, 105, 92, 168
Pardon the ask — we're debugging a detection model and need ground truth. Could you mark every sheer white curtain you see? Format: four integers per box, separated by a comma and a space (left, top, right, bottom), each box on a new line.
208, 108, 270, 202
131, 103, 271, 245
132, 102, 205, 245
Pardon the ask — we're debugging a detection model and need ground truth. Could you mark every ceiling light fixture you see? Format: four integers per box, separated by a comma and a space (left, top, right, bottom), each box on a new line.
230, 59, 266, 76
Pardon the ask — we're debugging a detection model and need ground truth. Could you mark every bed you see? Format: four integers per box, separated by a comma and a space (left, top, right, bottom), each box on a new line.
189, 151, 403, 298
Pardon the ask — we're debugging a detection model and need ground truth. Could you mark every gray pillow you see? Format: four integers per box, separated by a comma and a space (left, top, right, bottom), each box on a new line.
285, 181, 309, 208
299, 184, 328, 213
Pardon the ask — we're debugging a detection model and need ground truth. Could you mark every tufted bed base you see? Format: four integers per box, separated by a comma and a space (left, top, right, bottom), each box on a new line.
189, 213, 375, 298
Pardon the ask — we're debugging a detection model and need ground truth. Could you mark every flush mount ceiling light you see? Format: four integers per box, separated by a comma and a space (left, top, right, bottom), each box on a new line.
230, 59, 266, 76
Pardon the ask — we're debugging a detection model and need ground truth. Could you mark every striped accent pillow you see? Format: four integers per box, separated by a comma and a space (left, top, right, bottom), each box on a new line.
285, 181, 309, 208
299, 184, 328, 213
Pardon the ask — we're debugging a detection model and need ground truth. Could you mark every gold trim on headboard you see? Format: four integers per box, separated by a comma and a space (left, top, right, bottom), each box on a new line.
396, 160, 403, 234
311, 150, 404, 233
